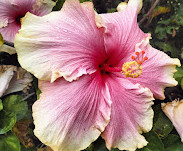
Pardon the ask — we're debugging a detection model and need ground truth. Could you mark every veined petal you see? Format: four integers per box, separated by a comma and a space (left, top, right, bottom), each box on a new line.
0, 22, 20, 42
0, 0, 36, 42
98, 0, 147, 65
128, 36, 181, 99
0, 66, 15, 97
33, 74, 111, 151
101, 75, 154, 151
15, 0, 106, 82
162, 100, 183, 142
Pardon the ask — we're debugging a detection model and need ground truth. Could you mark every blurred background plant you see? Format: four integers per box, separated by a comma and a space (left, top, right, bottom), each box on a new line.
0, 0, 183, 151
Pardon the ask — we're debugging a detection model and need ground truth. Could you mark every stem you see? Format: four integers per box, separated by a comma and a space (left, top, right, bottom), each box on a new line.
138, 0, 160, 25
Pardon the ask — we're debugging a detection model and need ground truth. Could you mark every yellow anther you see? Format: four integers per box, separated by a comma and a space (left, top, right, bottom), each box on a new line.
122, 61, 142, 78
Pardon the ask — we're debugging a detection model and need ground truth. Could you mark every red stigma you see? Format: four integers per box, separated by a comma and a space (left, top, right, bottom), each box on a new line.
142, 51, 145, 54
138, 61, 143, 65
144, 57, 148, 60
135, 52, 139, 55
131, 56, 135, 59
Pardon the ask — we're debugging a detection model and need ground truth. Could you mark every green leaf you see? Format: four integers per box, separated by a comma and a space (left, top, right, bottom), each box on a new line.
165, 143, 183, 151
0, 100, 3, 111
153, 105, 173, 138
86, 138, 108, 151
155, 25, 167, 40
155, 41, 178, 57
162, 134, 180, 148
181, 78, 183, 90
85, 137, 115, 151
0, 111, 16, 134
79, 0, 91, 2
3, 95, 28, 121
181, 51, 183, 59
53, 0, 91, 11
0, 133, 20, 151
36, 88, 41, 100
174, 67, 183, 87
138, 131, 164, 151
52, 0, 65, 11
107, 8, 116, 13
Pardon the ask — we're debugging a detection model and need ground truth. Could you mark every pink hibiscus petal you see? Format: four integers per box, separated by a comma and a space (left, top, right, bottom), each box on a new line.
98, 0, 148, 66
101, 75, 154, 151
15, 0, 107, 82
126, 36, 181, 99
162, 100, 183, 142
0, 0, 36, 42
0, 22, 20, 42
33, 74, 111, 151
0, 0, 55, 42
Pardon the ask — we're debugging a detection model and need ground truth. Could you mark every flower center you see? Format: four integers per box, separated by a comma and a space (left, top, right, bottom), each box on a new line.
122, 51, 148, 78
99, 64, 121, 74
15, 15, 24, 25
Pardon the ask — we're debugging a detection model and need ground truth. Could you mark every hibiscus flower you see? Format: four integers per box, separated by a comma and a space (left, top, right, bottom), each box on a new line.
0, 0, 56, 42
14, 0, 180, 150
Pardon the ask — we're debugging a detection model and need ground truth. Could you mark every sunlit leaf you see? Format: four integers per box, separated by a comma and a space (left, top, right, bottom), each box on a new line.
0, 33, 4, 47
0, 100, 3, 111
0, 133, 20, 151
174, 67, 183, 89
151, 6, 170, 20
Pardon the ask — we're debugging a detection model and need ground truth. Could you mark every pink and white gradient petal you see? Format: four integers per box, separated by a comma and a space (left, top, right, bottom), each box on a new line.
127, 36, 181, 100
162, 100, 183, 142
0, 0, 36, 42
33, 74, 111, 151
0, 22, 20, 42
101, 75, 154, 151
0, 0, 55, 42
98, 0, 148, 66
15, 0, 106, 82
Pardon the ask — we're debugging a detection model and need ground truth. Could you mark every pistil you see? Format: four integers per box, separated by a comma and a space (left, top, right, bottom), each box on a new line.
122, 51, 148, 78
100, 64, 121, 73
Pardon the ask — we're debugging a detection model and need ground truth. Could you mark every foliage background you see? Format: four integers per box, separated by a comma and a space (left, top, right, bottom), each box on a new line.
0, 0, 183, 151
